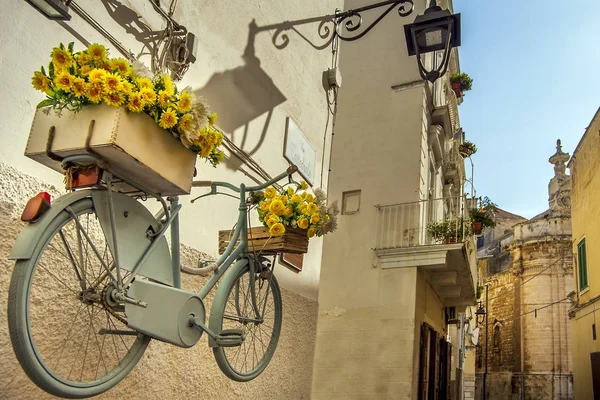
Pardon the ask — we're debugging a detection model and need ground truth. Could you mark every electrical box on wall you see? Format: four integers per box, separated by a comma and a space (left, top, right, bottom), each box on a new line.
327, 67, 342, 88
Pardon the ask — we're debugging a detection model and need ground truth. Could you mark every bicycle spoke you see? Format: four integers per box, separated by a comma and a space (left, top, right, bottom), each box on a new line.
37, 262, 79, 295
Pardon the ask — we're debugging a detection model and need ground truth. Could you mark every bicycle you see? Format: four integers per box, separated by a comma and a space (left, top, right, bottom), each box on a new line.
8, 152, 299, 398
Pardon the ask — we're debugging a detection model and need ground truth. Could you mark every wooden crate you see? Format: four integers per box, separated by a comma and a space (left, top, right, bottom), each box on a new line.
25, 105, 197, 196
218, 227, 309, 255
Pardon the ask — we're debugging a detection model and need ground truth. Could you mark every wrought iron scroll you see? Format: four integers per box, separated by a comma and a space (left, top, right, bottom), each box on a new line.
334, 0, 414, 42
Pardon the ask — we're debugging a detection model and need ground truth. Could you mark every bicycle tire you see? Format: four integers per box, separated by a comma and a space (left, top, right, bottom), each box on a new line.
7, 199, 150, 398
211, 262, 282, 381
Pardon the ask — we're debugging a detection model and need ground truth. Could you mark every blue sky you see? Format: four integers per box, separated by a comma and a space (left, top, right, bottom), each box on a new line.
453, 0, 600, 218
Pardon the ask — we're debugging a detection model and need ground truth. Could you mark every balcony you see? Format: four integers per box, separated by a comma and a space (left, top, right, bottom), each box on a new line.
432, 78, 461, 139
373, 196, 476, 306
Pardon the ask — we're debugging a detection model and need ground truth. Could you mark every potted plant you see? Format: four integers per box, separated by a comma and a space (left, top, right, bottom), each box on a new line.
427, 218, 467, 244
459, 140, 477, 158
450, 72, 473, 98
469, 197, 497, 235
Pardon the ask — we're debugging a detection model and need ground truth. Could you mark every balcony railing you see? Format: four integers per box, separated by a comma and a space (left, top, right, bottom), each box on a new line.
374, 195, 468, 250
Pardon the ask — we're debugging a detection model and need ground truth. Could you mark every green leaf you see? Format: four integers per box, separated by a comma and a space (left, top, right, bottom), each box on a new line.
68, 42, 74, 53
48, 62, 54, 78
37, 99, 55, 109
59, 42, 64, 50
41, 65, 46, 75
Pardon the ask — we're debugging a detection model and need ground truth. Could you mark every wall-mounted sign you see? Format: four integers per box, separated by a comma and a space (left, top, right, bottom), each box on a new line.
283, 118, 316, 185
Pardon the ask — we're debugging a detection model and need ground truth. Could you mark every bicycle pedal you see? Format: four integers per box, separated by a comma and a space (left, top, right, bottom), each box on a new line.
215, 329, 245, 347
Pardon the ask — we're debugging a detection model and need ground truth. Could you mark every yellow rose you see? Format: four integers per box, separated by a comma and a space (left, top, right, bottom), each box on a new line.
305, 193, 314, 203
269, 199, 285, 216
287, 187, 295, 196
269, 223, 285, 236
310, 214, 320, 224
300, 181, 309, 190
307, 227, 317, 238
284, 206, 294, 217
291, 194, 303, 203
307, 202, 319, 214
264, 187, 277, 199
298, 218, 309, 230
260, 199, 272, 212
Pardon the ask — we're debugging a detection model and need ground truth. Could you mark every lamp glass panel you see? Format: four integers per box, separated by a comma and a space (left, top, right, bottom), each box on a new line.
416, 27, 449, 53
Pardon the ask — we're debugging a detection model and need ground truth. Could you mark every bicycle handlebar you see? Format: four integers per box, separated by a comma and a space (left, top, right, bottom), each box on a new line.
190, 165, 298, 193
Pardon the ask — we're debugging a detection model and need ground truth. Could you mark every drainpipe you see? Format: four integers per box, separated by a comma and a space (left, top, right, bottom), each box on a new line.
519, 245, 525, 400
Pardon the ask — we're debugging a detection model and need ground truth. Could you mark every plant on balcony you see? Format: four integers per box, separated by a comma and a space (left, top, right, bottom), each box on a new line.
459, 140, 477, 158
469, 197, 497, 235
450, 72, 473, 98
426, 218, 467, 244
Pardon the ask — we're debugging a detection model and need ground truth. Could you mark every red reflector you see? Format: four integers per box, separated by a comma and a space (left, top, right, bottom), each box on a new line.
37, 192, 51, 203
21, 195, 51, 222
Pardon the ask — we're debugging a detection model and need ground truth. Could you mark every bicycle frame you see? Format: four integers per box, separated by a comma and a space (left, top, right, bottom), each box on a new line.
49, 154, 296, 302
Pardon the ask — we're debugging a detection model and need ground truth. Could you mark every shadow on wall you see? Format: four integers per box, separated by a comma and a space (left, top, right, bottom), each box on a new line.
98, 2, 338, 172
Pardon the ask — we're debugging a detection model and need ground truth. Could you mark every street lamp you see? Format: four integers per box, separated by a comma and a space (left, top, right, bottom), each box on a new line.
334, 0, 461, 83
475, 301, 486, 325
25, 0, 72, 20
403, 1, 461, 82
474, 285, 490, 400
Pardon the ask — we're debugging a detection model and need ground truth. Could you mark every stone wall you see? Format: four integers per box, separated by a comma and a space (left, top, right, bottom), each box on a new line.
0, 162, 318, 399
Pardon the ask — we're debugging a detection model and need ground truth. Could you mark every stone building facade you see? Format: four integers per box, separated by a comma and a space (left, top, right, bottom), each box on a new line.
475, 141, 574, 400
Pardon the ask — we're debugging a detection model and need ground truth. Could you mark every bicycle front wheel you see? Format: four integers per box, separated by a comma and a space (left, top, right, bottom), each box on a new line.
7, 199, 150, 399
212, 263, 282, 381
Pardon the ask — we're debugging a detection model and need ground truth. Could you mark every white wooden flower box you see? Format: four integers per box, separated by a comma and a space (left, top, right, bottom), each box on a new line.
25, 104, 196, 195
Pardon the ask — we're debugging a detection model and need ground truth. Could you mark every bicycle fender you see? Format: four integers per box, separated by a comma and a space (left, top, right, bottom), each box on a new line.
91, 190, 174, 286
8, 190, 94, 260
208, 258, 249, 348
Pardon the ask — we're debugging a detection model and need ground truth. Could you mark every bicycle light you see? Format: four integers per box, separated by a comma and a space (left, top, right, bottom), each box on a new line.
21, 192, 51, 222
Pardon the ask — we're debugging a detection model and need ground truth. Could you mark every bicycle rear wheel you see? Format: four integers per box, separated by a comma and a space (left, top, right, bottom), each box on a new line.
212, 262, 282, 381
7, 199, 150, 398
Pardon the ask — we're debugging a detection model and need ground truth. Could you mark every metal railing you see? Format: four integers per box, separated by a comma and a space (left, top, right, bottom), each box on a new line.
374, 195, 468, 250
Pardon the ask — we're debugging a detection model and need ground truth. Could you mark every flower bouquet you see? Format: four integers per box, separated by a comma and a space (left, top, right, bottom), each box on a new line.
26, 42, 224, 195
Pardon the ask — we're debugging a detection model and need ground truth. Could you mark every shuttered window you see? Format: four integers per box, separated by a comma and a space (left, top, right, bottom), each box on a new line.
578, 238, 589, 291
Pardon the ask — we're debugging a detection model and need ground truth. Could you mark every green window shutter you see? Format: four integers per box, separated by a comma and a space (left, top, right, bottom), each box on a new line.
578, 239, 588, 291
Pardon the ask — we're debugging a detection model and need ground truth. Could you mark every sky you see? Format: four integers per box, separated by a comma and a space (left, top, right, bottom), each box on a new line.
452, 0, 600, 218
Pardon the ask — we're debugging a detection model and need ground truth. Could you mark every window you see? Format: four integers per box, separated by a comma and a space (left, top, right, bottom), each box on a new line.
578, 238, 589, 291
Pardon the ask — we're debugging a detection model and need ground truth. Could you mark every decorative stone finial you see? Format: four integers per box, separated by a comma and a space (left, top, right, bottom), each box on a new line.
549, 139, 570, 178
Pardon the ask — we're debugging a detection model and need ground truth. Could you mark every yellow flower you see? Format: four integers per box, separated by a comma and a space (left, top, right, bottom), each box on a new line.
215, 150, 225, 164
287, 187, 295, 196
140, 88, 156, 105
291, 194, 303, 203
208, 112, 218, 126
307, 227, 317, 238
76, 52, 89, 66
31, 71, 51, 93
158, 90, 171, 108
121, 81, 134, 96
177, 92, 192, 113
159, 108, 178, 129
304, 193, 314, 203
178, 113, 194, 132
80, 65, 93, 76
161, 75, 174, 95
136, 77, 153, 91
88, 68, 107, 82
260, 199, 272, 212
300, 204, 308, 215
266, 216, 280, 228
104, 91, 125, 107
200, 145, 212, 158
297, 218, 309, 230
87, 43, 107, 63
104, 73, 122, 93
269, 223, 285, 237
109, 58, 131, 76
300, 181, 309, 190
264, 187, 277, 199
72, 77, 87, 97
214, 130, 223, 146
207, 129, 218, 145
307, 202, 319, 215
269, 199, 285, 216
284, 206, 294, 217
278, 195, 288, 204
126, 92, 144, 112
51, 47, 73, 70
310, 214, 320, 224
86, 82, 104, 103
54, 72, 74, 92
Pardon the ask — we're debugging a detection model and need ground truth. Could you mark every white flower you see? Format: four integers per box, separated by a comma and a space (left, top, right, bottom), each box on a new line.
131, 60, 152, 78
